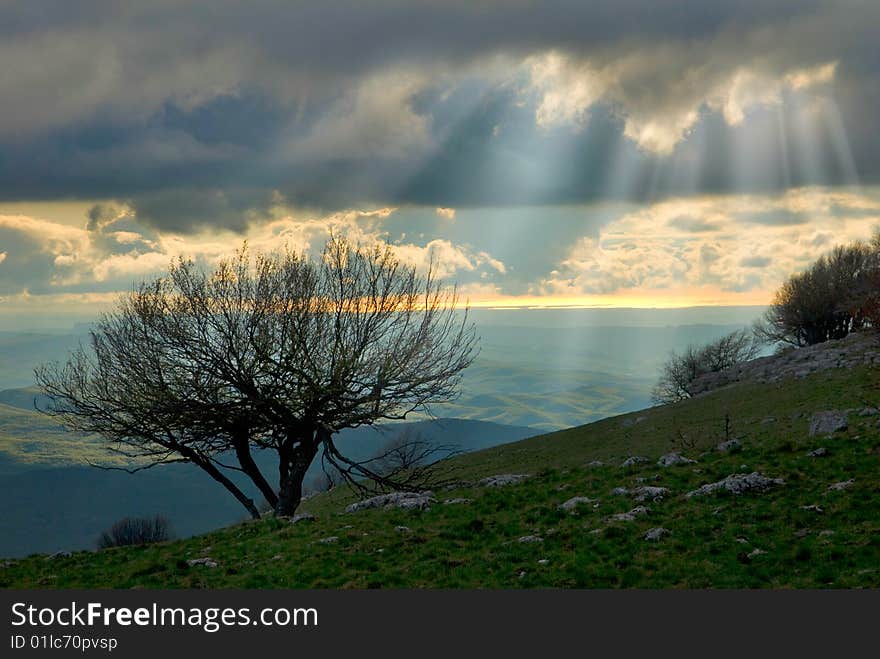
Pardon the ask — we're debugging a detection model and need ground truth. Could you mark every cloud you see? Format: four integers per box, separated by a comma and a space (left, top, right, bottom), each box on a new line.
0, 1, 876, 214
537, 186, 880, 299
740, 255, 773, 268
668, 215, 722, 233
435, 207, 456, 219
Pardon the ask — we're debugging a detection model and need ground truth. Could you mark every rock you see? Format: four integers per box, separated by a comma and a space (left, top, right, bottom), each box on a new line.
291, 512, 316, 524
747, 548, 766, 559
537, 559, 549, 565
827, 479, 854, 491
187, 557, 218, 568
395, 525, 411, 533
46, 551, 71, 560
644, 527, 670, 541
717, 439, 742, 453
608, 506, 650, 522
632, 486, 670, 502
807, 447, 829, 457
657, 452, 696, 467
345, 491, 435, 513
443, 498, 472, 505
518, 571, 527, 578
801, 504, 823, 513
587, 460, 605, 468
735, 537, 749, 544
517, 535, 543, 543
809, 411, 848, 436
685, 472, 785, 498
558, 496, 597, 512
621, 456, 649, 467
318, 536, 339, 544
611, 487, 630, 496
859, 407, 879, 417
761, 417, 777, 425
478, 474, 530, 488
271, 554, 283, 561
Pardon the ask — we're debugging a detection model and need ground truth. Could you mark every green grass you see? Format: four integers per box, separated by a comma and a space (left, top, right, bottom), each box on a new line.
2, 365, 879, 588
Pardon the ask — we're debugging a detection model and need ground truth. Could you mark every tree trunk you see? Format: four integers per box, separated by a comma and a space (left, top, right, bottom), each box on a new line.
275, 443, 318, 516
233, 436, 279, 509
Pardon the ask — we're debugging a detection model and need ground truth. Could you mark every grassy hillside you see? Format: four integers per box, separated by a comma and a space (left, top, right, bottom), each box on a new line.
2, 364, 879, 588
0, 410, 536, 557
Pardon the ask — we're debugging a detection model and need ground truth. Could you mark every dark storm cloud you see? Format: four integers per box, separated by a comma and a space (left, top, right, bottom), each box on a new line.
0, 0, 878, 230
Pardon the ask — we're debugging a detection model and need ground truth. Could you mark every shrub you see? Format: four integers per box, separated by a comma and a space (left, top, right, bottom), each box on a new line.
97, 515, 173, 549
652, 329, 761, 404
755, 242, 879, 347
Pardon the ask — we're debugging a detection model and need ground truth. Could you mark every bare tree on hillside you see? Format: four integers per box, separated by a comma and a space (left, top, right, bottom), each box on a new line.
36, 236, 478, 517
652, 328, 761, 405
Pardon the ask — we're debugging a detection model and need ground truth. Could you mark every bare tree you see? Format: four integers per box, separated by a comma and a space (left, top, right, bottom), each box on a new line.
36, 236, 478, 517
652, 328, 761, 404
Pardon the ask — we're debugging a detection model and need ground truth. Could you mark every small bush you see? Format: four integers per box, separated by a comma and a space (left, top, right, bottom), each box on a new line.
97, 515, 173, 549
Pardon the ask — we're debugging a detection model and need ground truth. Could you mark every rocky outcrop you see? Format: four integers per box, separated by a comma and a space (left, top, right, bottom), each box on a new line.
686, 472, 784, 498
809, 411, 848, 436
608, 506, 650, 522
632, 486, 669, 502
558, 496, 597, 512
657, 452, 696, 467
690, 332, 880, 395
478, 474, 530, 488
345, 491, 435, 513
644, 527, 670, 541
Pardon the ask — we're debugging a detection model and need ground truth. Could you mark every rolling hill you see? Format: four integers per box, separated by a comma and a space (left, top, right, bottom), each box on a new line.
2, 357, 878, 588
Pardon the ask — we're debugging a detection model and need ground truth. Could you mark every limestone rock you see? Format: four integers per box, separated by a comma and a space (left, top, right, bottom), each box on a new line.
717, 439, 742, 453
827, 479, 854, 491
657, 452, 696, 467
478, 474, 530, 488
558, 496, 596, 512
187, 557, 218, 568
644, 527, 670, 541
632, 486, 670, 502
685, 472, 784, 498
517, 535, 543, 543
809, 411, 848, 436
608, 506, 650, 522
621, 456, 649, 467
345, 491, 435, 513
291, 512, 316, 524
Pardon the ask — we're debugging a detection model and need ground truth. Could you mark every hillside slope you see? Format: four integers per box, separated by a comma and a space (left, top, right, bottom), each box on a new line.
0, 413, 536, 557
2, 364, 879, 588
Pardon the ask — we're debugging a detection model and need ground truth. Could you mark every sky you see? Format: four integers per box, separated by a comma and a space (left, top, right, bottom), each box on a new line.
2, 0, 880, 324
